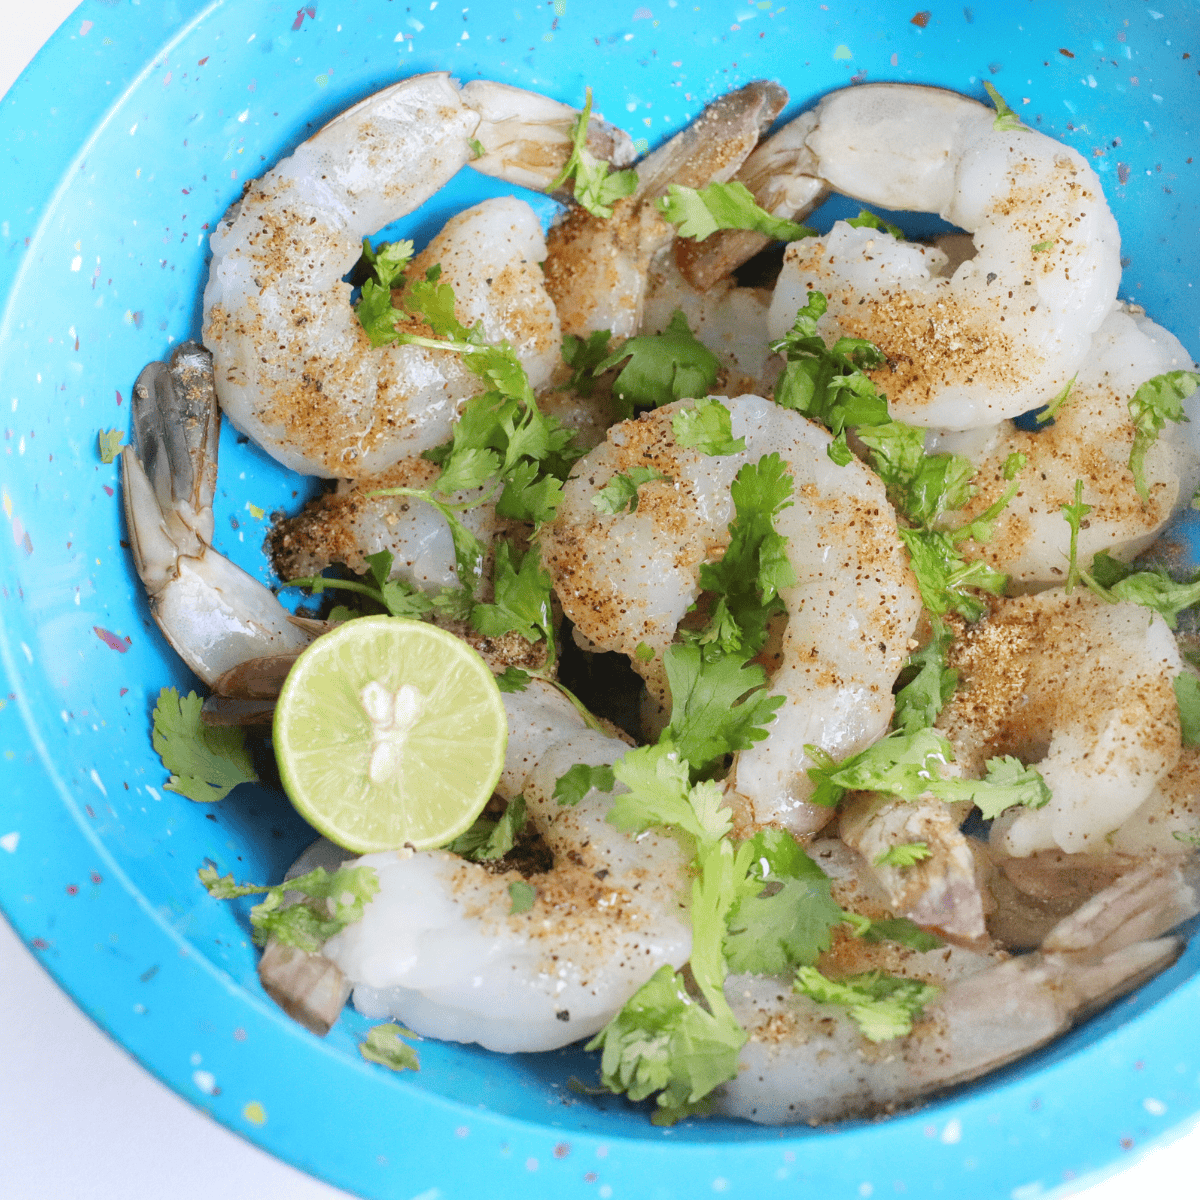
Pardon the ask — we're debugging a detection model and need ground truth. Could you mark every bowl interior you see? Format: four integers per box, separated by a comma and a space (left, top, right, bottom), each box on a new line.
3, 2, 1200, 1197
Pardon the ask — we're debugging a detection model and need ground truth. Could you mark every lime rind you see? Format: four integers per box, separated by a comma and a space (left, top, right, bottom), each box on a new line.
273, 616, 508, 853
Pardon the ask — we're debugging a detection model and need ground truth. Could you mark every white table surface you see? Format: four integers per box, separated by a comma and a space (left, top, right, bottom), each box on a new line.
2, 5, 1198, 1198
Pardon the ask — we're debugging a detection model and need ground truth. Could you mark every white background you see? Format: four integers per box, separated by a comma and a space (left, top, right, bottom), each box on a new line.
1, 4, 1197, 1198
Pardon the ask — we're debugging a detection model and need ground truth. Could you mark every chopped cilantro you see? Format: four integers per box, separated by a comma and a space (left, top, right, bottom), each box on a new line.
671, 396, 746, 456
857, 917, 943, 952
845, 209, 905, 240
857, 422, 976, 528
1128, 370, 1199, 503
1031, 240, 1056, 254
594, 309, 721, 417
445, 795, 528, 861
544, 87, 639, 218
508, 880, 536, 914
360, 1023, 421, 1072
656, 179, 816, 244
873, 842, 931, 868
806, 727, 952, 809
635, 641, 656, 663
1175, 674, 1200, 747
554, 763, 616, 807
592, 466, 672, 515
99, 429, 124, 463
282, 549, 435, 619
468, 137, 486, 160
795, 967, 940, 1042
152, 687, 257, 803
198, 863, 379, 952
983, 81, 1024, 132
354, 238, 416, 347
1060, 479, 1093, 593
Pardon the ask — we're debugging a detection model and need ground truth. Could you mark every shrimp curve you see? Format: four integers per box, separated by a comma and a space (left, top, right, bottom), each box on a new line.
767, 83, 1122, 430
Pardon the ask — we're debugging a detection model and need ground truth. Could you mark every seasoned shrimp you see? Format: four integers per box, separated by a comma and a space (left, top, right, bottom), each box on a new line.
767, 84, 1122, 429
931, 304, 1200, 586
715, 845, 1198, 1124
202, 77, 630, 479
120, 343, 313, 687
934, 590, 1184, 857
320, 731, 692, 1052
543, 80, 787, 342
539, 394, 923, 835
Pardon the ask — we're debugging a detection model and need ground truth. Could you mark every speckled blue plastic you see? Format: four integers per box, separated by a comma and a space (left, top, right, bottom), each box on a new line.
2, 2, 1199, 1197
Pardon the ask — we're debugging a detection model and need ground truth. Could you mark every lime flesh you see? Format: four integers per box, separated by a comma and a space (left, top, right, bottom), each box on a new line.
273, 616, 508, 853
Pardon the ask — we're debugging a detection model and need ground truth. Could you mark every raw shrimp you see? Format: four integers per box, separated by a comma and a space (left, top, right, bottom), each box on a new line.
120, 343, 313, 687
934, 589, 1184, 858
543, 81, 787, 342
202, 76, 631, 479
767, 83, 1122, 430
715, 843, 1198, 1124
539, 393, 923, 835
931, 304, 1200, 587
320, 731, 693, 1052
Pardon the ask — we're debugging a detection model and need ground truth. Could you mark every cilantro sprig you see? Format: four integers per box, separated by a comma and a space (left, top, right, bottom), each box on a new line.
545, 87, 639, 218
656, 179, 816, 244
795, 967, 940, 1043
594, 309, 720, 418
1127, 370, 1199, 503
983, 81, 1025, 132
446, 795, 528, 861
199, 863, 379, 952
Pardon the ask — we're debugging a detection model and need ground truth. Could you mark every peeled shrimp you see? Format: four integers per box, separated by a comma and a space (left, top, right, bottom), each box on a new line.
767, 83, 1122, 430
543, 80, 787, 342
716, 843, 1198, 1124
320, 731, 692, 1052
202, 77, 630, 479
539, 394, 923, 835
934, 589, 1184, 857
120, 343, 312, 687
932, 304, 1200, 586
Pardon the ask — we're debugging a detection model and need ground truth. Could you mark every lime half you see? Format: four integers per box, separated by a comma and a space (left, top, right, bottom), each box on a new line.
273, 616, 508, 853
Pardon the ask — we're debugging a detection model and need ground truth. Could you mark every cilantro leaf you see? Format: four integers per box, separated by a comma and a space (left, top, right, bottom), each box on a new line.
934, 755, 1052, 820
1175, 674, 1200, 747
607, 744, 733, 850
1067, 540, 1200, 631
795, 967, 940, 1042
661, 644, 783, 773
594, 309, 721, 417
545, 87, 639, 218
560, 329, 613, 397
671, 396, 746, 456
445, 795, 528, 861
693, 454, 797, 656
858, 423, 976, 528
359, 1023, 420, 1072
283, 550, 435, 619
353, 238, 416, 346
361, 237, 415, 290
592, 466, 672, 515
892, 620, 959, 733
983, 81, 1024, 132
152, 687, 257, 803
495, 459, 565, 525
1128, 370, 1198, 502
873, 842, 931, 868
857, 917, 943, 952
471, 542, 554, 645
508, 880, 536, 914
495, 666, 532, 693
898, 527, 1008, 620
805, 727, 953, 809
723, 830, 844, 974
656, 179, 816, 244
99, 429, 124, 463
845, 209, 905, 240
199, 863, 379, 952
554, 763, 617, 806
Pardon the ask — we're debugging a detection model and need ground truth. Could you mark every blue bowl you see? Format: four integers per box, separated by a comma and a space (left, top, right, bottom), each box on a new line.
3, 2, 1199, 1197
